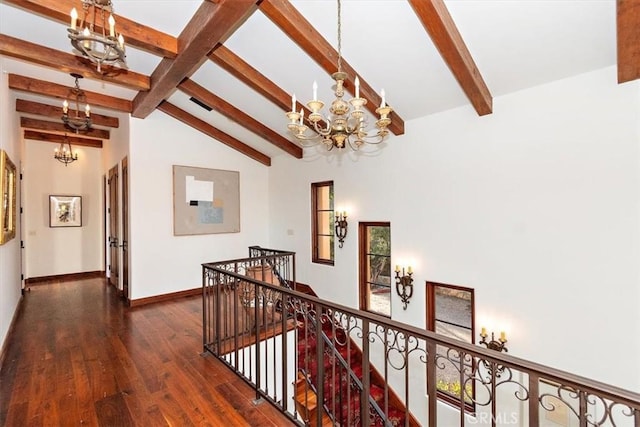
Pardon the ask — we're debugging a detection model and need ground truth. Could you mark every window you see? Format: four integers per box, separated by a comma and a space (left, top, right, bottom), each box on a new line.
426, 281, 475, 412
311, 181, 334, 264
359, 222, 391, 317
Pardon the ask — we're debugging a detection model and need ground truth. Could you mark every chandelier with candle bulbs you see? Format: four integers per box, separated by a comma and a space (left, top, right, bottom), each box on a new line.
68, 0, 126, 73
62, 73, 92, 132
54, 134, 79, 166
285, 0, 393, 151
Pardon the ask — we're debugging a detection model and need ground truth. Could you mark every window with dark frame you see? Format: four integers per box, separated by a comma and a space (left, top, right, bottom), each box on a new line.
426, 281, 476, 413
311, 181, 334, 265
358, 222, 391, 317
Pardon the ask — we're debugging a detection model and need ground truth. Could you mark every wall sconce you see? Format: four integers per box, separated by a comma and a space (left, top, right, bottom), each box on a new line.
335, 211, 348, 248
394, 265, 413, 310
479, 328, 508, 376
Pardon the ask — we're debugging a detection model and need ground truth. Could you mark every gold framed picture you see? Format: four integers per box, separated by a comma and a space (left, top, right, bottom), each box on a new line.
0, 150, 17, 245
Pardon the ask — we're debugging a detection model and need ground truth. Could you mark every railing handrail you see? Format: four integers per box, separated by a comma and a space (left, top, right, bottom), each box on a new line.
202, 262, 640, 409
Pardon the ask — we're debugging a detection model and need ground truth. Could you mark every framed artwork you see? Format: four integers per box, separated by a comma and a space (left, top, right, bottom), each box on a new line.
0, 150, 17, 245
172, 165, 240, 236
49, 195, 82, 227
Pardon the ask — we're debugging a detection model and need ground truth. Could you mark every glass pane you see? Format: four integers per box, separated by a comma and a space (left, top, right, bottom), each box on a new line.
435, 320, 472, 343
435, 287, 472, 328
367, 226, 390, 256
317, 235, 333, 260
368, 283, 390, 316
317, 211, 334, 236
316, 184, 333, 210
368, 255, 391, 286
435, 342, 473, 404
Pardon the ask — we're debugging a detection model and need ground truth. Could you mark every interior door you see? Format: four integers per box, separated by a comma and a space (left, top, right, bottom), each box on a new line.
121, 157, 129, 303
108, 165, 119, 289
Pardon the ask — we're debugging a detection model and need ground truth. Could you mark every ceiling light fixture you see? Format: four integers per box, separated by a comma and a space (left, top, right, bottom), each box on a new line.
286, 0, 393, 151
68, 0, 126, 73
62, 73, 92, 132
54, 134, 79, 166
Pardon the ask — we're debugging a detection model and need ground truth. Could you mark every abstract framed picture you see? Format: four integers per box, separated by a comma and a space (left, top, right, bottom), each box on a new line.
49, 195, 82, 227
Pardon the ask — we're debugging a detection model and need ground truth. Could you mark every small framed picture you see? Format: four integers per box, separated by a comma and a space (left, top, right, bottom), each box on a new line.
49, 195, 82, 227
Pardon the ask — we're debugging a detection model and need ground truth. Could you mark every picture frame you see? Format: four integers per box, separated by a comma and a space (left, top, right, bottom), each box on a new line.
0, 150, 17, 245
172, 165, 240, 236
49, 195, 82, 227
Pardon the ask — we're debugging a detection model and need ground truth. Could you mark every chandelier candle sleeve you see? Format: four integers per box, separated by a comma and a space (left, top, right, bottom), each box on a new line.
355, 76, 360, 98
108, 15, 115, 37
70, 8, 78, 30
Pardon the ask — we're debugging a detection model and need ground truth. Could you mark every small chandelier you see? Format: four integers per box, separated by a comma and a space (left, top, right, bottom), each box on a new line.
285, 0, 393, 151
54, 134, 79, 166
62, 73, 92, 132
68, 0, 126, 73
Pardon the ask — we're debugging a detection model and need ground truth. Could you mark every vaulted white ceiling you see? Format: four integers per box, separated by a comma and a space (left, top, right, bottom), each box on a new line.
0, 0, 626, 163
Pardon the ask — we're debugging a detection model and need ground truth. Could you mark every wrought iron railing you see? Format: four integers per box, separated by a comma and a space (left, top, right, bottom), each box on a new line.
202, 250, 640, 427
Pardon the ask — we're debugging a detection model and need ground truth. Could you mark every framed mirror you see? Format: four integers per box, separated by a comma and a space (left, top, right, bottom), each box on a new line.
0, 149, 17, 245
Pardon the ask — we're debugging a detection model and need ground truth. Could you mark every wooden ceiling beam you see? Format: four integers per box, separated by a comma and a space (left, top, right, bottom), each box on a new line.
209, 45, 328, 134
9, 74, 132, 112
2, 0, 177, 58
24, 130, 103, 148
617, 0, 640, 83
16, 99, 119, 128
132, 0, 258, 118
259, 0, 405, 136
21, 117, 110, 139
408, 0, 492, 116
179, 78, 302, 159
0, 34, 150, 92
157, 102, 271, 167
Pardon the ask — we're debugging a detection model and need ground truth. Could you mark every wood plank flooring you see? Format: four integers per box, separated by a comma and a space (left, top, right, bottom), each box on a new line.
0, 278, 296, 426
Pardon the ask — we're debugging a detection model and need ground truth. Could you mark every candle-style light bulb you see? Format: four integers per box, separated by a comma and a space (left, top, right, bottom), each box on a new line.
313, 81, 318, 101
108, 14, 116, 37
63, 100, 69, 114
118, 34, 125, 49
291, 93, 296, 113
70, 8, 78, 30
380, 89, 386, 108
355, 76, 360, 98
82, 27, 91, 49
85, 104, 91, 117
299, 108, 304, 125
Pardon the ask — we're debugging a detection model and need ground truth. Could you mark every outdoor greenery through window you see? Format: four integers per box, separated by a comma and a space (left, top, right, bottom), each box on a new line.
426, 282, 475, 412
311, 181, 334, 264
358, 222, 391, 317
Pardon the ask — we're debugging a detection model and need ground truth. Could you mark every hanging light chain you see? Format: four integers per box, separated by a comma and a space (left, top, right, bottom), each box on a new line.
336, 0, 342, 74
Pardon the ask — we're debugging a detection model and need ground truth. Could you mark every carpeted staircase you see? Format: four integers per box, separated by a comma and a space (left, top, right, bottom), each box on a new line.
294, 316, 408, 426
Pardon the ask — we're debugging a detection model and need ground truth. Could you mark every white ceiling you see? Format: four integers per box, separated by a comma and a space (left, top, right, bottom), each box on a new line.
0, 0, 617, 160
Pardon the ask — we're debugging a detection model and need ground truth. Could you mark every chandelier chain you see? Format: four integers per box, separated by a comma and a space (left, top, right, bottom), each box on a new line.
337, 0, 342, 73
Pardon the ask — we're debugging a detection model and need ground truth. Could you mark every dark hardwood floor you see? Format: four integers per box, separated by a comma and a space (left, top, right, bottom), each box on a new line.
0, 278, 295, 426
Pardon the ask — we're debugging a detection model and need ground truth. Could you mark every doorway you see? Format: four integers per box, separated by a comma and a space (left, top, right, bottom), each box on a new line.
107, 165, 119, 289
121, 157, 129, 304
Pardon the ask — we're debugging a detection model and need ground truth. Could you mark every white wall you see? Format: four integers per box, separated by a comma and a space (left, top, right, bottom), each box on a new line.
22, 139, 104, 278
268, 66, 640, 393
0, 58, 23, 353
127, 110, 270, 300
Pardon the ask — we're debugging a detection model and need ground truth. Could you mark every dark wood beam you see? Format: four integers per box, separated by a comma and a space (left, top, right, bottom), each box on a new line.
617, 0, 640, 83
24, 130, 103, 148
157, 102, 271, 166
16, 99, 119, 128
179, 78, 302, 159
0, 34, 150, 92
407, 0, 492, 116
20, 117, 110, 140
132, 0, 258, 118
259, 0, 405, 136
209, 45, 327, 134
9, 74, 132, 112
2, 0, 177, 58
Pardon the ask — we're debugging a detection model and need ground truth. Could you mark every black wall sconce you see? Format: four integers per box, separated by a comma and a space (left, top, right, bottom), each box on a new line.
479, 328, 508, 376
335, 211, 348, 248
394, 265, 413, 309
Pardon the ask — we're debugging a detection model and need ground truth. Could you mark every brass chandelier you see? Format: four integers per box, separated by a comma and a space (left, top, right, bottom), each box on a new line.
68, 0, 126, 73
62, 73, 92, 132
285, 0, 393, 151
54, 134, 79, 166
